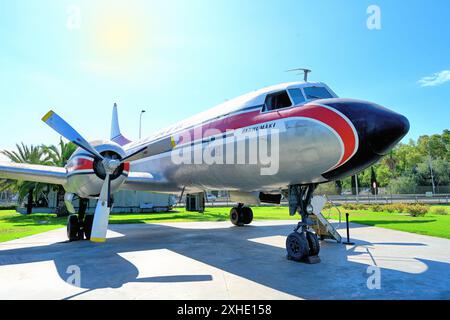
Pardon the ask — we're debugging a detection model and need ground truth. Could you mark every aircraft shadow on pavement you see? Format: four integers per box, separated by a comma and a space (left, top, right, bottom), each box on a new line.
0, 222, 449, 300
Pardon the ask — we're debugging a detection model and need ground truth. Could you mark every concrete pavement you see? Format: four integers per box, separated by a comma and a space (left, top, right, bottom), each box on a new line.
0, 220, 449, 300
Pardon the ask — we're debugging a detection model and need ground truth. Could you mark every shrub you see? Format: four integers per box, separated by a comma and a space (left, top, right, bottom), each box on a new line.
431, 207, 448, 215
342, 203, 356, 211
356, 204, 370, 211
408, 205, 428, 217
370, 205, 384, 212
393, 203, 409, 213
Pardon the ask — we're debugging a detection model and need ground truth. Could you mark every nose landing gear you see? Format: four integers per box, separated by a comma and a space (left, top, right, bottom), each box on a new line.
286, 184, 321, 264
230, 204, 254, 226
67, 198, 94, 242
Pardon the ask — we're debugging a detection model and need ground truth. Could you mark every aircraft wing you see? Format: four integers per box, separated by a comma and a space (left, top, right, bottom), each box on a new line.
0, 161, 67, 185
0, 161, 166, 192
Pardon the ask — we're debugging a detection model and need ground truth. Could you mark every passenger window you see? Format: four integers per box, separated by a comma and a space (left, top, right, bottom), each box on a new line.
288, 89, 306, 105
264, 91, 292, 112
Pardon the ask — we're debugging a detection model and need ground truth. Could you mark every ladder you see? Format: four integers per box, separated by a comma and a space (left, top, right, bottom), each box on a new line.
309, 196, 342, 243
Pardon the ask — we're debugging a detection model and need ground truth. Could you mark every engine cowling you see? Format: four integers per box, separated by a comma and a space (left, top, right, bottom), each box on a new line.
64, 140, 130, 199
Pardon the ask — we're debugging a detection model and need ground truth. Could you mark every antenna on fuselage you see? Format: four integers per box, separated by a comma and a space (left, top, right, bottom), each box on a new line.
286, 68, 312, 82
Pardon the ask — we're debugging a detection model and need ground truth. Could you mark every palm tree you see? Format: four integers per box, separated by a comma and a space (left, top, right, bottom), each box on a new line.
0, 143, 52, 214
42, 138, 77, 167
384, 151, 397, 172
42, 138, 77, 215
0, 140, 77, 215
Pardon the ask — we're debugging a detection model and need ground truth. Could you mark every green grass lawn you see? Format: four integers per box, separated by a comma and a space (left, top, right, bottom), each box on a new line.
322, 205, 450, 239
0, 210, 67, 243
0, 205, 449, 243
0, 207, 295, 243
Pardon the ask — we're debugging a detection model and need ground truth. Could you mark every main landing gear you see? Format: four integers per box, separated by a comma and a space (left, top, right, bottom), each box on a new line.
285, 184, 321, 263
67, 198, 94, 242
230, 203, 253, 226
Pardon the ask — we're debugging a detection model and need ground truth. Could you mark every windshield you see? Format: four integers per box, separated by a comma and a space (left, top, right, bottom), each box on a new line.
303, 86, 333, 100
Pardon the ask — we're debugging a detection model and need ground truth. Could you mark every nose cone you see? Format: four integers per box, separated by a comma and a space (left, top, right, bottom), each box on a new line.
367, 111, 410, 155
318, 98, 410, 180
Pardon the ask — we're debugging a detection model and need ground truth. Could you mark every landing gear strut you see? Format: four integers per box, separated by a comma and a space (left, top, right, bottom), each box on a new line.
230, 204, 253, 226
285, 184, 321, 263
67, 198, 93, 242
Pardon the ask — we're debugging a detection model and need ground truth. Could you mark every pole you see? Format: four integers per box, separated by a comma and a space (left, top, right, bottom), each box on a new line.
428, 141, 436, 195
343, 212, 355, 245
355, 174, 359, 203
429, 156, 436, 195
139, 110, 146, 139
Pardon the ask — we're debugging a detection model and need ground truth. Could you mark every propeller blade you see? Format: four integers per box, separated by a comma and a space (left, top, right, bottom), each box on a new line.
120, 146, 148, 163
90, 175, 111, 243
42, 111, 104, 160
106, 174, 112, 208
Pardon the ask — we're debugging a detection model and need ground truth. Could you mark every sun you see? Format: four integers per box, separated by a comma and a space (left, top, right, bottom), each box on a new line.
95, 13, 140, 58
85, 4, 149, 70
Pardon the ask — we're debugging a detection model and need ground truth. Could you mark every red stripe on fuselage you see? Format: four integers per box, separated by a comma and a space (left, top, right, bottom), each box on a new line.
176, 104, 357, 168
67, 158, 94, 172
289, 104, 357, 167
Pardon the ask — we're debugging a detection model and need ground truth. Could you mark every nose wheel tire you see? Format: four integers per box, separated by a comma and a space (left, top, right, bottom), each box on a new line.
286, 232, 309, 261
242, 207, 253, 225
83, 215, 94, 240
230, 207, 244, 226
230, 207, 253, 226
306, 231, 320, 256
67, 215, 81, 242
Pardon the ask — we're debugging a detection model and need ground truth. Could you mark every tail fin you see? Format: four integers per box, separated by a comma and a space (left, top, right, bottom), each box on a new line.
111, 103, 132, 146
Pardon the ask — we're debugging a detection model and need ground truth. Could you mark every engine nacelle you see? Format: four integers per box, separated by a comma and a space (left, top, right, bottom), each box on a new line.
64, 140, 130, 199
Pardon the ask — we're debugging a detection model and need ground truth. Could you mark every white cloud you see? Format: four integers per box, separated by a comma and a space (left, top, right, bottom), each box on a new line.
418, 70, 450, 87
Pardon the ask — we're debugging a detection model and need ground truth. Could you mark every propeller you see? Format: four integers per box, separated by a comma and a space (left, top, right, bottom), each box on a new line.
42, 111, 104, 160
42, 109, 147, 243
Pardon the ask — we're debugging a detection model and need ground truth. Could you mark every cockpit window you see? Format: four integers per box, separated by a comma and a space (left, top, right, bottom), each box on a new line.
288, 88, 306, 105
303, 86, 333, 100
263, 90, 292, 112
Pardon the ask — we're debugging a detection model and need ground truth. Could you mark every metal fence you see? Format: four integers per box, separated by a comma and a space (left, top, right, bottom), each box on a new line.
324, 194, 450, 205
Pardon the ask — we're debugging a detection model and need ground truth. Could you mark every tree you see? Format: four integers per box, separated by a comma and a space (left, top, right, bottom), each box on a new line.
42, 138, 77, 167
0, 139, 77, 215
388, 176, 417, 194
417, 133, 449, 160
335, 180, 342, 195
415, 158, 450, 188
0, 143, 52, 214
375, 164, 394, 187
42, 138, 77, 215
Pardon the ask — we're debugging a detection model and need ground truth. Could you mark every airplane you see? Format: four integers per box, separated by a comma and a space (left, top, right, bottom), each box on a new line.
0, 73, 409, 263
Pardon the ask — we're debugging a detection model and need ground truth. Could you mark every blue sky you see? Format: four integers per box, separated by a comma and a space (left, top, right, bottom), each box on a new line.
1, 0, 449, 158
